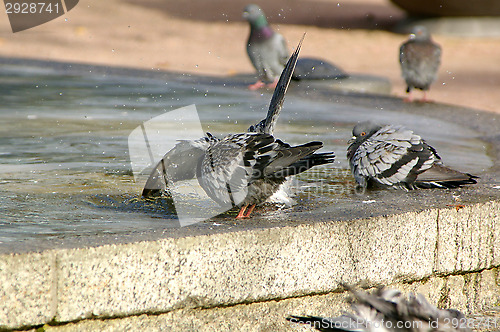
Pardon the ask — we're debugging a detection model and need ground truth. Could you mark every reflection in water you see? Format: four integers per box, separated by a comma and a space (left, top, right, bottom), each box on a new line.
0, 64, 492, 243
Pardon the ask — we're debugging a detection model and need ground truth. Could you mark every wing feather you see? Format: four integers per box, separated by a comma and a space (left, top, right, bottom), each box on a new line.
351, 125, 437, 187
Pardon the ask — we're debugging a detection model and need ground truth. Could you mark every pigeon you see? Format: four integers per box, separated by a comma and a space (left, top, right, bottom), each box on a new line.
399, 26, 441, 102
346, 121, 477, 190
243, 4, 289, 90
287, 286, 472, 332
197, 35, 334, 218
143, 35, 335, 219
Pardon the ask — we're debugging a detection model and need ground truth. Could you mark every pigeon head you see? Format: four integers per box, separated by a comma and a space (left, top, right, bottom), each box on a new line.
351, 121, 382, 142
243, 4, 268, 28
410, 25, 431, 41
347, 121, 382, 160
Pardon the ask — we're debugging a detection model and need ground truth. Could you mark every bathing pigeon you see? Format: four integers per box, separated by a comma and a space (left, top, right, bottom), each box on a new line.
287, 286, 472, 332
347, 121, 477, 190
243, 4, 289, 90
400, 26, 441, 102
143, 36, 335, 219
197, 35, 334, 218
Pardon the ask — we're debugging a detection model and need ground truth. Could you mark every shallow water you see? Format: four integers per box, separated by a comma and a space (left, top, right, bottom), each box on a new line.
0, 63, 493, 244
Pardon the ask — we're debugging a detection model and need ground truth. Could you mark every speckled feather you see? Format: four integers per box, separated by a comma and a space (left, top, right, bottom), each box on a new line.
197, 133, 328, 207
143, 36, 335, 212
287, 286, 472, 332
141, 134, 219, 197
194, 36, 335, 209
347, 122, 476, 189
142, 37, 302, 199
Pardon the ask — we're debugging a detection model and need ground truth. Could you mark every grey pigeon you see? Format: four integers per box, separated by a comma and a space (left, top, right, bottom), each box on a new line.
243, 4, 289, 90
197, 36, 334, 218
143, 36, 335, 219
400, 26, 441, 102
346, 121, 477, 190
287, 286, 472, 332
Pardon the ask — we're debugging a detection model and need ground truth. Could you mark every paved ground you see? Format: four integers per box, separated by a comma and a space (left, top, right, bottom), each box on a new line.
0, 0, 500, 114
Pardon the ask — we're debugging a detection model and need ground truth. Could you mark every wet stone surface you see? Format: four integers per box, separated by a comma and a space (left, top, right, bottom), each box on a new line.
0, 58, 498, 254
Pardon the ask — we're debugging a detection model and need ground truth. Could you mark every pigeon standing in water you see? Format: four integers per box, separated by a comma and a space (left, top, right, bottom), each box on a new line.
243, 4, 289, 90
347, 121, 477, 190
143, 36, 335, 219
400, 26, 441, 102
287, 286, 472, 332
198, 35, 334, 218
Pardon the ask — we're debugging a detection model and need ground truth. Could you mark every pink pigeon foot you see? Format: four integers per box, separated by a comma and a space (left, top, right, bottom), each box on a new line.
265, 77, 280, 89
248, 80, 266, 90
235, 204, 256, 219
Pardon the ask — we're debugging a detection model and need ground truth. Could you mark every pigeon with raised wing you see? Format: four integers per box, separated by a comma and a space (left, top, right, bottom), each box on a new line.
143, 36, 335, 219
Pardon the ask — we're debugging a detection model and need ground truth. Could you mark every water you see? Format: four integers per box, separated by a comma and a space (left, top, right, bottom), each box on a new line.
0, 63, 493, 244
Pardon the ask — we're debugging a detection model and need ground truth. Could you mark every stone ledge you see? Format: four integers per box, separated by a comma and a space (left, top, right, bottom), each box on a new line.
1, 200, 499, 330
42, 268, 500, 332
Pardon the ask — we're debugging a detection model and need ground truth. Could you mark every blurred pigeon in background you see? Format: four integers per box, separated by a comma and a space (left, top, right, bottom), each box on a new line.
400, 26, 441, 102
243, 4, 289, 90
287, 286, 472, 332
347, 121, 477, 190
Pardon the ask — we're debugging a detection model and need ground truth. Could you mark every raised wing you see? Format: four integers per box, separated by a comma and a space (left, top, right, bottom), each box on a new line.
248, 34, 304, 134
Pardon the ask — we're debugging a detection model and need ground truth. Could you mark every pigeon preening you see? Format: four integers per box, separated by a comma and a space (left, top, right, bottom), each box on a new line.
143, 36, 335, 219
243, 4, 289, 90
287, 286, 472, 332
399, 26, 441, 102
347, 122, 477, 190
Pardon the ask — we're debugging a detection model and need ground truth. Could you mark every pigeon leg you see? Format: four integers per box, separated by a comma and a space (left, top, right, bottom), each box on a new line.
243, 204, 256, 218
421, 91, 429, 103
236, 205, 249, 219
248, 80, 266, 90
266, 77, 280, 89
403, 90, 413, 102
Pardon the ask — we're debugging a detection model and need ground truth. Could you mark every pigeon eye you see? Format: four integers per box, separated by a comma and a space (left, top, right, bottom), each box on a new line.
360, 132, 366, 136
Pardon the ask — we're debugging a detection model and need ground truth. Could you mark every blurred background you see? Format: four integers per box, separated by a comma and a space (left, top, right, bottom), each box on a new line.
0, 0, 499, 113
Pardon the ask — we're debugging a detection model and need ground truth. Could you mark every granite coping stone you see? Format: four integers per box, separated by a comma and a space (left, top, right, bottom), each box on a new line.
0, 200, 498, 330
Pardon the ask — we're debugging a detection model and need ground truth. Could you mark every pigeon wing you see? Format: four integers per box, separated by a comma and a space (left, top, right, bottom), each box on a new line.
197, 133, 278, 206
142, 136, 216, 197
351, 125, 437, 187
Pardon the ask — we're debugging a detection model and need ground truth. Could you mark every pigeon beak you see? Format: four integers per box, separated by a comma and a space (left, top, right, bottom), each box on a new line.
348, 137, 356, 145
242, 11, 249, 19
